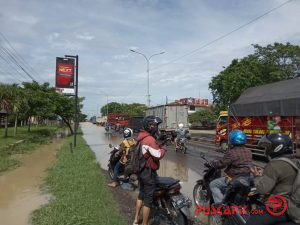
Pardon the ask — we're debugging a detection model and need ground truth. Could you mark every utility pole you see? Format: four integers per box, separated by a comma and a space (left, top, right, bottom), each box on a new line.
65, 55, 79, 147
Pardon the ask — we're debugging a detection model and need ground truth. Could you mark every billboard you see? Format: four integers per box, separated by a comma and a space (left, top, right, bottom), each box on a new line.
56, 57, 75, 88
176, 98, 209, 106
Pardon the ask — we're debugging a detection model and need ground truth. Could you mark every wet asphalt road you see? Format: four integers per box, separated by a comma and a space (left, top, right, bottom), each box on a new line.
81, 122, 219, 224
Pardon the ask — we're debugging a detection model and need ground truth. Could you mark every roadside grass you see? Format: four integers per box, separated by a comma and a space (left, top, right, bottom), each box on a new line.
31, 135, 127, 225
0, 125, 62, 172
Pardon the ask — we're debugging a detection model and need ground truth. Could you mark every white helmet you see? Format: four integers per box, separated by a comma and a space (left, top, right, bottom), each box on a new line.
178, 123, 184, 129
123, 128, 133, 138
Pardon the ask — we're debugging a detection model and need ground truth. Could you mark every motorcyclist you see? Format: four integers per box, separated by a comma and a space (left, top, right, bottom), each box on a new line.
108, 128, 136, 187
174, 123, 187, 149
247, 133, 300, 225
133, 116, 166, 225
207, 129, 253, 204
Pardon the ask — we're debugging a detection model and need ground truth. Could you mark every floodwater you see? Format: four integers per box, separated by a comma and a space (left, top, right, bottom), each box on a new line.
0, 139, 64, 225
81, 122, 213, 224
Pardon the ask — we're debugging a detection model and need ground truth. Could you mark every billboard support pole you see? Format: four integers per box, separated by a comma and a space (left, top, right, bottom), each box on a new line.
65, 55, 79, 148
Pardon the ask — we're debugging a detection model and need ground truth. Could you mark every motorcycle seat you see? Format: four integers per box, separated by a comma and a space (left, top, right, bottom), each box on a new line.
156, 176, 179, 188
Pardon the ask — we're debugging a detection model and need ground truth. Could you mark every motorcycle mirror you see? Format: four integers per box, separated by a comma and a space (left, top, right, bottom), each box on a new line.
109, 143, 112, 148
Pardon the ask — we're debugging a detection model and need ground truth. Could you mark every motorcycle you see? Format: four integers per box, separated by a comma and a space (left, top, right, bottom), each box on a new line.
150, 176, 192, 225
107, 144, 137, 186
193, 153, 263, 225
175, 138, 188, 154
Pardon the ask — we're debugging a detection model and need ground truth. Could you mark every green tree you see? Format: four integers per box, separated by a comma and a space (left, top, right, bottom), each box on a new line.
100, 102, 146, 116
189, 109, 216, 124
209, 42, 300, 113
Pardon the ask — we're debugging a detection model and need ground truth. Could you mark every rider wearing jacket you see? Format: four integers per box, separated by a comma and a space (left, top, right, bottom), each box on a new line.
247, 133, 299, 225
208, 129, 253, 203
108, 128, 136, 187
133, 116, 166, 225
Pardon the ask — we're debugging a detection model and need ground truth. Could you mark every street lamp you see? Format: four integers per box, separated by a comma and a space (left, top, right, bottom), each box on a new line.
130, 49, 165, 107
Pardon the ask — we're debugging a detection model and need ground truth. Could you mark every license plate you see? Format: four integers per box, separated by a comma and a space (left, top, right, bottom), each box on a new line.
172, 195, 192, 209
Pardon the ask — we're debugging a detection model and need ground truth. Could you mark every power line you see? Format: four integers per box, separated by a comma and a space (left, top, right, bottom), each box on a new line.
0, 45, 37, 81
118, 0, 293, 104
0, 50, 28, 81
151, 0, 293, 71
0, 67, 22, 83
0, 32, 46, 83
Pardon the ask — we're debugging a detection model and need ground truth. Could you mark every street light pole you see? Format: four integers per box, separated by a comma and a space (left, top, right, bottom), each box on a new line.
130, 49, 165, 107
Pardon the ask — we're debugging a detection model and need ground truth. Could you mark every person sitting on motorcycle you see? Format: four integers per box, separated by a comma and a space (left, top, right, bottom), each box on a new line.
247, 133, 300, 225
207, 129, 252, 204
174, 123, 187, 149
133, 116, 166, 225
108, 128, 136, 187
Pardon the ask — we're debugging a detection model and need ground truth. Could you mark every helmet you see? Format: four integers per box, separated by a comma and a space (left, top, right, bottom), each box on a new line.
123, 128, 133, 138
229, 129, 247, 145
178, 123, 184, 129
258, 133, 292, 158
142, 116, 162, 135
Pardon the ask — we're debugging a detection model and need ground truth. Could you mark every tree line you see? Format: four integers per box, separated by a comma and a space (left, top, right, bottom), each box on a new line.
0, 81, 86, 136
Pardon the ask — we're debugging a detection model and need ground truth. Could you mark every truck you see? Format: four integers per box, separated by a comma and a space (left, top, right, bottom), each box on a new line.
128, 116, 144, 132
90, 116, 97, 124
107, 113, 130, 130
215, 78, 300, 156
145, 104, 189, 134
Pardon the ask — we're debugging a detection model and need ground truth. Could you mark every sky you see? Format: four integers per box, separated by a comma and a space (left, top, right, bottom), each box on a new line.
0, 0, 299, 117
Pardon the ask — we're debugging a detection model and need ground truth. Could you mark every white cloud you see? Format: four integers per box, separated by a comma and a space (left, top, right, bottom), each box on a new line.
0, 0, 299, 116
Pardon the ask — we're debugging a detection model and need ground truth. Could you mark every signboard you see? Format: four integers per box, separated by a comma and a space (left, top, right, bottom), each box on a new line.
176, 98, 209, 106
55, 88, 75, 95
56, 57, 75, 88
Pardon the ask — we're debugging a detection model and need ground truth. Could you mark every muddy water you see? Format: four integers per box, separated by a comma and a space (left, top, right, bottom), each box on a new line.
81, 122, 210, 224
0, 139, 64, 225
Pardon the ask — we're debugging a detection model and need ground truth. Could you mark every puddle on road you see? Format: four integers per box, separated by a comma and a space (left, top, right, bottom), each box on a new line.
0, 139, 64, 225
81, 123, 209, 224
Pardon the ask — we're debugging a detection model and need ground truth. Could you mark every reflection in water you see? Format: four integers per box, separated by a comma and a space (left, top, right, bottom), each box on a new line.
158, 158, 188, 182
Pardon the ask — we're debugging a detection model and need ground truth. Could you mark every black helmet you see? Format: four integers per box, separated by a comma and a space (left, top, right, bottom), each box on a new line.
143, 116, 162, 135
258, 133, 292, 158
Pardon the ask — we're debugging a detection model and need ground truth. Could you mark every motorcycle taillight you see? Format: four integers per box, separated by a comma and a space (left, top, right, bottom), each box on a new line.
154, 189, 166, 197
168, 184, 181, 195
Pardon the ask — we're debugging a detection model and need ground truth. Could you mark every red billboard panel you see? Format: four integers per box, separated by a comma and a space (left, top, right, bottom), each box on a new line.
56, 57, 75, 88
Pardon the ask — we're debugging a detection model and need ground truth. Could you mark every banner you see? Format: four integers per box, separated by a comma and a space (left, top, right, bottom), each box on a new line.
56, 57, 75, 88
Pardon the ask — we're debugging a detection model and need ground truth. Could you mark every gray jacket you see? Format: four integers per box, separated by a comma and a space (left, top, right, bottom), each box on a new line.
254, 155, 297, 202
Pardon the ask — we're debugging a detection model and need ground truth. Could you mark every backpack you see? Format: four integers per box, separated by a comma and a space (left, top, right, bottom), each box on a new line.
273, 157, 300, 223
125, 136, 149, 177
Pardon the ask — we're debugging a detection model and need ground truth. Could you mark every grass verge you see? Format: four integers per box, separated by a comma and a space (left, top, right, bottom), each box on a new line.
31, 134, 127, 225
0, 125, 63, 172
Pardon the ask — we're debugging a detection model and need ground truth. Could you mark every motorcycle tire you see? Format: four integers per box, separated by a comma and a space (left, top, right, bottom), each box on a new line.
208, 214, 223, 225
193, 183, 209, 206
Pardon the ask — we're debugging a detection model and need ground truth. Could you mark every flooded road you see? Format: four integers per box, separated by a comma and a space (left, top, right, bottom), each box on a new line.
81, 122, 214, 223
0, 140, 64, 225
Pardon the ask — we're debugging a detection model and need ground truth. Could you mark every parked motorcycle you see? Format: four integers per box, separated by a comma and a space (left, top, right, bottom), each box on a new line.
193, 153, 262, 225
107, 144, 137, 185
150, 176, 192, 225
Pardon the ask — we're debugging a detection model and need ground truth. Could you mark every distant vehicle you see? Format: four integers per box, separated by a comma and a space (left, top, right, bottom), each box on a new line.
145, 104, 189, 134
128, 116, 144, 132
107, 113, 130, 130
90, 116, 97, 124
215, 78, 300, 155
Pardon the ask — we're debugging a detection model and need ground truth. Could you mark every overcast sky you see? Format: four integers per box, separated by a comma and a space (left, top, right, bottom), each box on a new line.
0, 0, 299, 116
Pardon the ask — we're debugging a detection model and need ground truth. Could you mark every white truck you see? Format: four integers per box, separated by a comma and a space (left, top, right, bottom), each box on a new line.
145, 104, 189, 133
